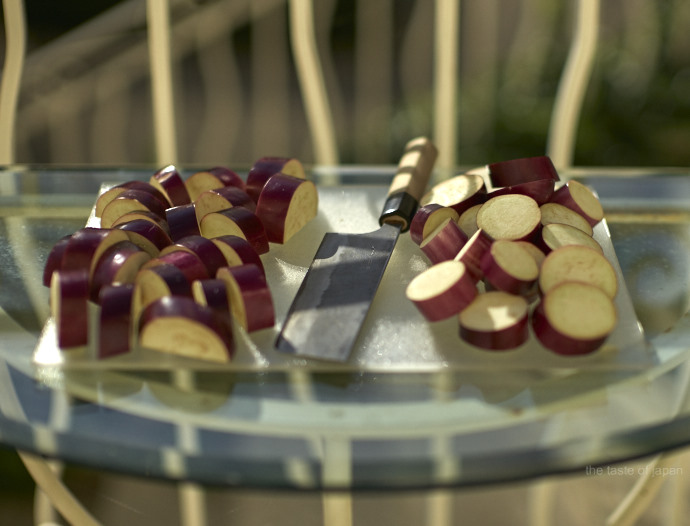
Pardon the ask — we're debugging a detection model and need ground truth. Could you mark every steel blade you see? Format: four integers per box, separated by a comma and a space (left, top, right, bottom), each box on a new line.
275, 223, 401, 361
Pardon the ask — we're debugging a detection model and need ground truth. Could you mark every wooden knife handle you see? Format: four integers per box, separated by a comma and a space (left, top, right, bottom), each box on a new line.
379, 136, 438, 232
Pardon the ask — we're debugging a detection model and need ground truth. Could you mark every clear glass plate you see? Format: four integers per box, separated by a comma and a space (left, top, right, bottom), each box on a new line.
1, 165, 690, 489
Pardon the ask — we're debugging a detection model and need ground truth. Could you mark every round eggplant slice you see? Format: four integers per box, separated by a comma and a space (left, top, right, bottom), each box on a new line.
538, 244, 617, 299
51, 268, 90, 349
216, 264, 275, 332
480, 240, 539, 296
246, 156, 305, 202
150, 165, 191, 206
532, 281, 616, 355
98, 283, 136, 359
199, 207, 269, 254
406, 260, 478, 322
185, 166, 245, 201
550, 180, 604, 226
409, 204, 460, 245
458, 291, 530, 351
476, 194, 541, 242
139, 296, 234, 363
488, 156, 559, 187
255, 173, 318, 244
420, 173, 487, 214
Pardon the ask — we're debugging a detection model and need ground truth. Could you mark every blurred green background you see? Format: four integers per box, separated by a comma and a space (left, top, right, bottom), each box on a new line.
2, 0, 689, 168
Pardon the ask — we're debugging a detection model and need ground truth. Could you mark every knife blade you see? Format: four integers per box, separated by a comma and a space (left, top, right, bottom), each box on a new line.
275, 136, 438, 361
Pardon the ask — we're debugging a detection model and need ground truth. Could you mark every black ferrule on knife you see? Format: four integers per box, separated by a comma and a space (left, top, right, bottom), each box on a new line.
379, 191, 419, 232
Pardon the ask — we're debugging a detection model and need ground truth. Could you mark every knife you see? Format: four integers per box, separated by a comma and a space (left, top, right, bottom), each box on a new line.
275, 136, 438, 361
